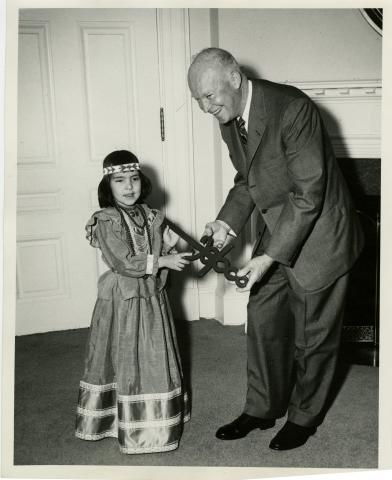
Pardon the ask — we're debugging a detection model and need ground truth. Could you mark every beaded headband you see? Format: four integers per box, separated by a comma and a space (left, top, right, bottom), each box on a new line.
103, 163, 140, 176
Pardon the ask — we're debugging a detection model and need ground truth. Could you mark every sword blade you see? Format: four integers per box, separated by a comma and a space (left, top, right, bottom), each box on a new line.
164, 219, 205, 252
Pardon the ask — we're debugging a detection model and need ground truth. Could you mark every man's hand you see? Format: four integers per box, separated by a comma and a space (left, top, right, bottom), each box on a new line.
236, 254, 275, 292
202, 220, 233, 249
158, 252, 192, 271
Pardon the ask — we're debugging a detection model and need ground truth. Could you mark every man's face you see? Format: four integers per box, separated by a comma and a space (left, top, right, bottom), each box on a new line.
188, 65, 241, 124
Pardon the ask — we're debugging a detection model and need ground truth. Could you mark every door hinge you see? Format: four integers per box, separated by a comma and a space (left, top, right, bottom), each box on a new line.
160, 107, 165, 141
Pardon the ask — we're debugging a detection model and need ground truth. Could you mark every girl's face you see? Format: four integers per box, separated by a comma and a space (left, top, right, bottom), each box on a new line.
110, 171, 141, 207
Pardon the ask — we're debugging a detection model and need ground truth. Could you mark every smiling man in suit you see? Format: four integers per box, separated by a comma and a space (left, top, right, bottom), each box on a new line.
187, 48, 364, 450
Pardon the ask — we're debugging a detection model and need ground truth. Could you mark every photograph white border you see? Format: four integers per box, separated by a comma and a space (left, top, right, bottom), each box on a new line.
2, 0, 391, 479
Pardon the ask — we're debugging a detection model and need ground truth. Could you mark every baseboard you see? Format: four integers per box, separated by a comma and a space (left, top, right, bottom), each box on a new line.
198, 289, 217, 319
221, 285, 248, 325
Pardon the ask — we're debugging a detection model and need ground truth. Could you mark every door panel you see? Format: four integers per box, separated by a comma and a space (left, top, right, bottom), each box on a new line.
16, 9, 164, 334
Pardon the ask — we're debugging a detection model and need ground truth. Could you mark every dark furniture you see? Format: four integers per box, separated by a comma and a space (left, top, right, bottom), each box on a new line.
338, 158, 380, 366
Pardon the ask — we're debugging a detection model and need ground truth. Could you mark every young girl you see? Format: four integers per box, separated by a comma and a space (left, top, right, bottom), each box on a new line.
75, 150, 191, 454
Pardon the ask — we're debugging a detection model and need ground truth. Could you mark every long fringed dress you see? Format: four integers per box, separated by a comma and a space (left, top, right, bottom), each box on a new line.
75, 204, 190, 454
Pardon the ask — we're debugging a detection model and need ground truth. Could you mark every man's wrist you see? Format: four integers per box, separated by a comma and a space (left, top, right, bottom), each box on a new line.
262, 253, 275, 265
216, 219, 237, 237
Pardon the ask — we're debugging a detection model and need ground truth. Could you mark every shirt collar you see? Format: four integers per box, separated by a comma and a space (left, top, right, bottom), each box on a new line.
239, 79, 252, 128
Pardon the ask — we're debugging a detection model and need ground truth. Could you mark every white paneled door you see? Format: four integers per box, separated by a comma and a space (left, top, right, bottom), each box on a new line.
16, 9, 165, 334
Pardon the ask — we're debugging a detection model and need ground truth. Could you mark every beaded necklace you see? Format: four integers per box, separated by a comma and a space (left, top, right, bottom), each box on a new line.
116, 204, 152, 256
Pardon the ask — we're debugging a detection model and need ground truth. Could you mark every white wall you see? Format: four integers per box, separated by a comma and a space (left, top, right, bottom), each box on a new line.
218, 9, 381, 82
189, 8, 382, 325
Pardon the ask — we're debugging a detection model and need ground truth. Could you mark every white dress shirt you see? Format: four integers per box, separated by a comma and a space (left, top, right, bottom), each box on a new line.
239, 79, 252, 130
217, 80, 252, 237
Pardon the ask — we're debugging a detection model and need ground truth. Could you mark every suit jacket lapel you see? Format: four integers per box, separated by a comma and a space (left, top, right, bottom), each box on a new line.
247, 81, 267, 172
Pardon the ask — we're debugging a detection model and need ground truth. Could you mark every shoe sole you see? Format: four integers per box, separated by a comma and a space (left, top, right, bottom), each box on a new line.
216, 422, 276, 440
269, 430, 316, 451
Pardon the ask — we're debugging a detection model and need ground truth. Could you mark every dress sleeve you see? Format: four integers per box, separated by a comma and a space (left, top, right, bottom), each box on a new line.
85, 213, 101, 248
86, 211, 159, 277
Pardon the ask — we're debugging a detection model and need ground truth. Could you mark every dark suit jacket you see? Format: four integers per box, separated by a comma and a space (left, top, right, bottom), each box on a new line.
217, 79, 364, 291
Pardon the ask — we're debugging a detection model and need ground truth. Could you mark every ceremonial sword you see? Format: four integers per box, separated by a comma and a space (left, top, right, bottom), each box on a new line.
164, 219, 249, 288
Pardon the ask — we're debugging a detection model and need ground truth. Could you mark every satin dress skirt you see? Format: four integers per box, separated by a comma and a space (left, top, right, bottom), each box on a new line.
75, 288, 190, 454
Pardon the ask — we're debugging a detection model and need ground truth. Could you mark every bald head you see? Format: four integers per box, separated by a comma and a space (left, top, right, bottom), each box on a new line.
189, 48, 239, 76
188, 48, 247, 124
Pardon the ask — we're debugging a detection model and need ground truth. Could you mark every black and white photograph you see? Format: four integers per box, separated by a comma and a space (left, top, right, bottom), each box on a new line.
1, 1, 391, 479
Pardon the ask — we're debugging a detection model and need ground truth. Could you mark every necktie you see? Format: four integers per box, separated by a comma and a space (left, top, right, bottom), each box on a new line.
237, 117, 247, 146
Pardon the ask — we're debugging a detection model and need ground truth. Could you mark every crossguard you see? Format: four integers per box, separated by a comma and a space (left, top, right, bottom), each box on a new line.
165, 219, 249, 288
198, 235, 249, 288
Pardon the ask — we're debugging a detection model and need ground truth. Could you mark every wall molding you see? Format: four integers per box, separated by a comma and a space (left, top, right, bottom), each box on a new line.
157, 9, 200, 320
18, 21, 57, 166
198, 288, 218, 320
80, 22, 139, 163
221, 287, 249, 326
17, 191, 62, 214
288, 80, 382, 158
16, 233, 68, 301
288, 79, 381, 96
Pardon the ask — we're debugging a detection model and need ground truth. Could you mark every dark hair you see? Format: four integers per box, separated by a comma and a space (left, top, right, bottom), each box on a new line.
97, 150, 152, 208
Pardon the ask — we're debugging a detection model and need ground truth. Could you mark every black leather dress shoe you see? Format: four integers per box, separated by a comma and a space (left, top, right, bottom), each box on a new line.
215, 413, 275, 440
269, 421, 317, 450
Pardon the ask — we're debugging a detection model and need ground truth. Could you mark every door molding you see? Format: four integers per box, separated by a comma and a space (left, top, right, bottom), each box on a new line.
18, 21, 58, 166
79, 21, 139, 163
157, 9, 200, 321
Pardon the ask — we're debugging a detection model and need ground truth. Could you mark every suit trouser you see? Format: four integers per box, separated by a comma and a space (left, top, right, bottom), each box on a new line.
244, 263, 349, 428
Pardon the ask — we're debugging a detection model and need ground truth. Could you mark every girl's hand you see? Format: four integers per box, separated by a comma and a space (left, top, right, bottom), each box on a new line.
163, 225, 180, 249
159, 252, 191, 271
